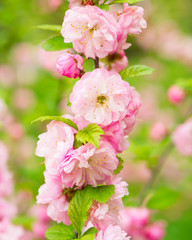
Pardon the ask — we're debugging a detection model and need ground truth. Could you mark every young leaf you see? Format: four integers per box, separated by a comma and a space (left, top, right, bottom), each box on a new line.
82, 227, 98, 236
75, 123, 104, 148
32, 116, 78, 131
120, 65, 155, 79
146, 188, 179, 210
110, 0, 143, 4
67, 188, 93, 235
86, 185, 115, 204
42, 35, 73, 51
176, 78, 192, 94
80, 235, 95, 240
83, 58, 95, 72
97, 4, 109, 11
35, 24, 62, 32
45, 223, 76, 240
114, 156, 124, 174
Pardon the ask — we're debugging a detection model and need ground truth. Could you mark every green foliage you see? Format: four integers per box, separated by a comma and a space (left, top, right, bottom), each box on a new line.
68, 188, 93, 235
110, 0, 143, 4
114, 156, 124, 174
97, 4, 109, 11
75, 123, 104, 148
120, 65, 155, 79
79, 235, 95, 240
35, 24, 62, 32
32, 115, 78, 131
146, 188, 179, 210
176, 78, 192, 94
12, 215, 34, 230
42, 35, 73, 51
45, 223, 76, 240
83, 58, 95, 72
86, 185, 115, 204
82, 227, 98, 236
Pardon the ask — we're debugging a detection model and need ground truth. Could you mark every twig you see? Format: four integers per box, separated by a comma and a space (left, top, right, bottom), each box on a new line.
94, 57, 99, 69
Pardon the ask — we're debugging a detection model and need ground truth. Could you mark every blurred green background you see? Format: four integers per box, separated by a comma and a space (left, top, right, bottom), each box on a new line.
0, 0, 192, 239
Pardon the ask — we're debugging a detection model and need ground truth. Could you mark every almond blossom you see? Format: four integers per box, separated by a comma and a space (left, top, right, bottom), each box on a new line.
70, 68, 140, 126
61, 6, 122, 58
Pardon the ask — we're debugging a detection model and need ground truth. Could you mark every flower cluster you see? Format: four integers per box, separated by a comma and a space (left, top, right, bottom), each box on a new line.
35, 1, 151, 240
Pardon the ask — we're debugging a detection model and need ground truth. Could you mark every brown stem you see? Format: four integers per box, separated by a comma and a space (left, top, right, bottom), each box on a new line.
94, 57, 99, 69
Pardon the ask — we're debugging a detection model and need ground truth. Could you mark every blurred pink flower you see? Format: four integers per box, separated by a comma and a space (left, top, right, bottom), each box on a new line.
12, 88, 35, 110
167, 85, 185, 105
172, 118, 192, 156
62, 6, 121, 58
150, 122, 167, 141
56, 53, 83, 78
0, 219, 24, 240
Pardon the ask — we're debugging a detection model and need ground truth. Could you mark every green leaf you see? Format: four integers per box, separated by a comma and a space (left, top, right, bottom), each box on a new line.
35, 24, 62, 32
98, 4, 109, 11
86, 185, 115, 204
120, 65, 155, 79
32, 115, 78, 131
45, 223, 76, 240
42, 35, 73, 51
75, 123, 104, 148
80, 235, 95, 240
68, 188, 93, 235
114, 156, 124, 174
176, 78, 192, 94
73, 138, 82, 149
146, 188, 179, 210
110, 0, 143, 4
83, 58, 95, 72
83, 227, 98, 236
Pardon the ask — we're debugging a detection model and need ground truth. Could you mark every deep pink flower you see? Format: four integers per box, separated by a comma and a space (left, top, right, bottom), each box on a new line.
167, 85, 185, 104
61, 6, 121, 58
172, 118, 192, 156
96, 224, 130, 240
60, 141, 118, 188
144, 221, 165, 240
70, 68, 139, 126
56, 53, 83, 78
35, 120, 74, 173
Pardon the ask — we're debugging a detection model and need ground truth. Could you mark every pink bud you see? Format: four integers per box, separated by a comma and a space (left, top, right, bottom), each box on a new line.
144, 221, 165, 240
167, 85, 185, 104
150, 122, 167, 141
56, 53, 83, 78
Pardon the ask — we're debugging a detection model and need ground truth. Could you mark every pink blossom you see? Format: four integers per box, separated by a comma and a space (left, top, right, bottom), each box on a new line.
56, 53, 83, 78
100, 51, 129, 72
61, 6, 121, 58
0, 199, 17, 220
47, 196, 70, 225
35, 120, 74, 173
60, 141, 118, 188
0, 142, 9, 167
0, 219, 24, 240
167, 85, 185, 104
172, 118, 192, 156
69, 0, 83, 8
96, 224, 130, 240
70, 68, 139, 126
89, 176, 128, 230
150, 122, 167, 141
117, 3, 146, 49
119, 207, 165, 240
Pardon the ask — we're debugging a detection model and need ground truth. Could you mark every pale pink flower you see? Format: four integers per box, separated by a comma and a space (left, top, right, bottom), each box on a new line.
12, 88, 35, 111
89, 176, 128, 230
35, 120, 74, 173
167, 85, 185, 104
47, 196, 70, 225
56, 53, 83, 78
96, 224, 130, 240
0, 199, 17, 220
60, 141, 118, 188
172, 118, 192, 156
0, 169, 13, 197
0, 219, 24, 240
70, 68, 139, 126
150, 122, 167, 141
61, 6, 121, 58
48, 0, 62, 10
117, 3, 146, 49
100, 51, 129, 72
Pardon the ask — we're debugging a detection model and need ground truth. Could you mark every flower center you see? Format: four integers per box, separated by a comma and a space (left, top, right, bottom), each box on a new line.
96, 95, 107, 105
